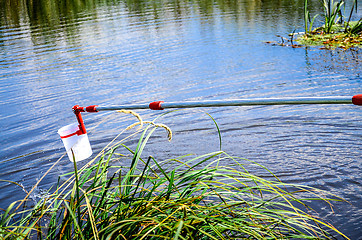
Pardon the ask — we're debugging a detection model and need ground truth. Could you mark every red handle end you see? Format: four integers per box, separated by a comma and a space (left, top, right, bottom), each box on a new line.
352, 94, 362, 106
149, 101, 164, 110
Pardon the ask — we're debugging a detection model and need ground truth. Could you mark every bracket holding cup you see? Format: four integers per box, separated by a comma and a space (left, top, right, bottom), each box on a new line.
57, 105, 93, 162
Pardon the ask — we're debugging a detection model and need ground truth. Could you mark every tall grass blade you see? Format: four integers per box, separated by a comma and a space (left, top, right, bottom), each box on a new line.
80, 188, 99, 240
174, 220, 184, 240
204, 112, 222, 151
63, 201, 85, 240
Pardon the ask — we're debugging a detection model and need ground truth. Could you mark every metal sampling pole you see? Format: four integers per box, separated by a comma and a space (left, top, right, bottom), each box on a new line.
74, 95, 362, 113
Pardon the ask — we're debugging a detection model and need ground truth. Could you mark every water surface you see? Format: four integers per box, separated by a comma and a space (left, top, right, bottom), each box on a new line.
0, 0, 361, 238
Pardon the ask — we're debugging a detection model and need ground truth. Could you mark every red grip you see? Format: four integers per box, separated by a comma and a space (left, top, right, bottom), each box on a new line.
352, 94, 362, 106
86, 105, 98, 112
149, 101, 164, 110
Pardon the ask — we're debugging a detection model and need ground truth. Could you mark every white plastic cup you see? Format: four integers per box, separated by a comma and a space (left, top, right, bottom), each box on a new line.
58, 123, 92, 162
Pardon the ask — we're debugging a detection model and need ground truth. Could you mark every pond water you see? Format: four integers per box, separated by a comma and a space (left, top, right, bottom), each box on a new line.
0, 0, 361, 238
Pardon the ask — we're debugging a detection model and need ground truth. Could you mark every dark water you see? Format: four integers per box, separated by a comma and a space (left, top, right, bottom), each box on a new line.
0, 0, 361, 238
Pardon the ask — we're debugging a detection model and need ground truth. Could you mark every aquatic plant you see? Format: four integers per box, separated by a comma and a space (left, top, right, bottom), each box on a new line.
321, 0, 344, 34
344, 0, 362, 34
0, 112, 349, 239
303, 0, 344, 34
296, 0, 362, 48
347, 19, 362, 34
297, 30, 362, 49
304, 0, 319, 34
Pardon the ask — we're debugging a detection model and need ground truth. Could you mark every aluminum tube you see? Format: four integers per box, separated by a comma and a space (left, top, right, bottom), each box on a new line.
96, 104, 150, 111
95, 96, 352, 111
161, 96, 352, 109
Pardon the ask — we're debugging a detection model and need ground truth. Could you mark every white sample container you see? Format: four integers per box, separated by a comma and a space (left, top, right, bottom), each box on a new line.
58, 123, 92, 162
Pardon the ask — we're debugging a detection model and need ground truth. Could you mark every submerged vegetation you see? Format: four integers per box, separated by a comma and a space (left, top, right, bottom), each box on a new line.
0, 112, 349, 239
299, 0, 362, 49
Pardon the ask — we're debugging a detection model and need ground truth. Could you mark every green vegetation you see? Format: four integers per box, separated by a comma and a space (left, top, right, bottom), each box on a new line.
0, 112, 349, 239
297, 25, 362, 49
321, 0, 344, 34
304, 0, 319, 34
300, 0, 362, 49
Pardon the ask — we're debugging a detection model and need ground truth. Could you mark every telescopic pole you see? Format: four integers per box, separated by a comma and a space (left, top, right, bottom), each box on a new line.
71, 94, 361, 132
64, 95, 362, 162
75, 95, 362, 113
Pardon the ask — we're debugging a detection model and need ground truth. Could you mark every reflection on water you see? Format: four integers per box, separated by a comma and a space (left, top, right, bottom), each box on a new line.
0, 0, 321, 36
305, 47, 362, 74
0, 0, 361, 238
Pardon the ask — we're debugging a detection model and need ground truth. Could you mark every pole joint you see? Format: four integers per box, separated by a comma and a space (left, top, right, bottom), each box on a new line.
72, 105, 87, 135
352, 94, 362, 105
149, 101, 164, 110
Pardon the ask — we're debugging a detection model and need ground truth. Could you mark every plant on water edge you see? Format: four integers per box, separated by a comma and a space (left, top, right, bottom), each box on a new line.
296, 29, 362, 49
0, 112, 349, 239
304, 0, 319, 34
321, 0, 344, 34
343, 0, 362, 35
299, 0, 362, 48
303, 0, 343, 35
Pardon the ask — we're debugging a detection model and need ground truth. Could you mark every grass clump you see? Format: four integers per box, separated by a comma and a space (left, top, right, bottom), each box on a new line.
0, 113, 349, 239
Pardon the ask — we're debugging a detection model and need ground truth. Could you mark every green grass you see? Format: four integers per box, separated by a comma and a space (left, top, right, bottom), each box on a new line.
0, 112, 349, 239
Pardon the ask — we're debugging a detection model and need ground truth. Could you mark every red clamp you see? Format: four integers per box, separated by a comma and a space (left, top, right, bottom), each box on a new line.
352, 94, 362, 106
85, 105, 98, 112
149, 101, 164, 110
72, 105, 87, 135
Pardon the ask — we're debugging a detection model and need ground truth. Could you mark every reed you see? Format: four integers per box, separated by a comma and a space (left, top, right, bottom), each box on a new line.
317, 0, 362, 35
304, 0, 318, 34
322, 0, 344, 33
298, 0, 362, 48
0, 113, 349, 239
344, 0, 362, 35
